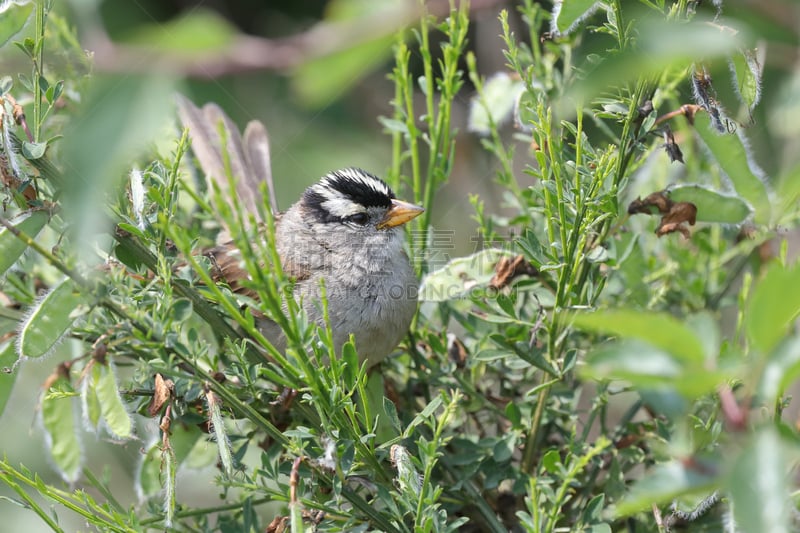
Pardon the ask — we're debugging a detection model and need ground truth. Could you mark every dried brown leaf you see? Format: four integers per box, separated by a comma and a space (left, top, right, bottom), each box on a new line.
489, 255, 538, 290
656, 201, 697, 239
628, 191, 672, 216
147, 373, 173, 417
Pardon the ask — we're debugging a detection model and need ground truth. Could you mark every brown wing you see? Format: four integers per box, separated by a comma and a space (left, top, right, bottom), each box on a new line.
201, 219, 309, 298
204, 242, 254, 297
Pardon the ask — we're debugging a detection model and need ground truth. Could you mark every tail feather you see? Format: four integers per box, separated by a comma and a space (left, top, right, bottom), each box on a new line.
175, 94, 276, 227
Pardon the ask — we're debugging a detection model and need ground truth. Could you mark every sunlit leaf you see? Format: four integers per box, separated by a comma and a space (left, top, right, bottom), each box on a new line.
0, 210, 49, 278
41, 376, 83, 483
573, 310, 706, 365
468, 72, 525, 135
746, 261, 800, 355
730, 428, 790, 533
17, 278, 88, 358
693, 112, 771, 225
581, 340, 727, 399
95, 359, 134, 440
551, 0, 602, 36
0, 0, 33, 48
419, 249, 513, 302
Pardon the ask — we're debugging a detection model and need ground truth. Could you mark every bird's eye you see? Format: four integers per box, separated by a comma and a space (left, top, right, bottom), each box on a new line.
346, 213, 369, 225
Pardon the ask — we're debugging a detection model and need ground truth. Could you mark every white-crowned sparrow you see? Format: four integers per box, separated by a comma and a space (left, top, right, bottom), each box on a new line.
176, 96, 423, 366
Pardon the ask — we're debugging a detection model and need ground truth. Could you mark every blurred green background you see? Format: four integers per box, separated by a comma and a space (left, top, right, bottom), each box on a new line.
2, 0, 799, 530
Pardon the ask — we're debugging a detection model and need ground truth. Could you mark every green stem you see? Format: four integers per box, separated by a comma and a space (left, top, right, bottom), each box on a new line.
32, 0, 47, 142
0, 459, 135, 532
0, 472, 65, 533
139, 497, 273, 526
522, 374, 550, 474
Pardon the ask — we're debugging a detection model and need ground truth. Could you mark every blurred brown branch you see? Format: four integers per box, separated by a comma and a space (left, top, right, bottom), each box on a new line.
87, 0, 505, 77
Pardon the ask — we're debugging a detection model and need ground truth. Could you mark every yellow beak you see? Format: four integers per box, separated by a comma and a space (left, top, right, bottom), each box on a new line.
376, 199, 424, 229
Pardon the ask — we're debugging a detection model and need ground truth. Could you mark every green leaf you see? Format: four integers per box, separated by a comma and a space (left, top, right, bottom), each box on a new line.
552, 0, 601, 35
136, 443, 163, 500
582, 493, 605, 524
693, 112, 771, 225
17, 73, 33, 92
115, 222, 146, 240
341, 339, 358, 389
467, 72, 524, 135
729, 48, 762, 112
0, 210, 49, 278
0, 341, 19, 418
377, 116, 409, 135
293, 34, 395, 108
775, 165, 800, 220
746, 262, 800, 355
667, 185, 751, 224
169, 298, 193, 324
615, 460, 717, 516
0, 2, 33, 48
495, 293, 517, 318
18, 278, 88, 358
490, 334, 560, 377
405, 396, 443, 436
383, 395, 401, 434
41, 376, 83, 483
37, 75, 49, 96
124, 9, 235, 52
684, 311, 720, 365
568, 18, 744, 108
291, 1, 415, 107
61, 74, 176, 257
573, 310, 706, 365
419, 249, 513, 302
95, 360, 134, 440
81, 363, 102, 431
542, 449, 562, 475
730, 428, 790, 533
0, 75, 12, 95
758, 336, 800, 405
581, 340, 727, 399
517, 228, 549, 267
492, 433, 516, 463
45, 79, 63, 104
505, 401, 521, 427
583, 340, 682, 379
21, 140, 47, 160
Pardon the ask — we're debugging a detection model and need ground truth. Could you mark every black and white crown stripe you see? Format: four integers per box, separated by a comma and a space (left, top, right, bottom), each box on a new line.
302, 168, 395, 222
